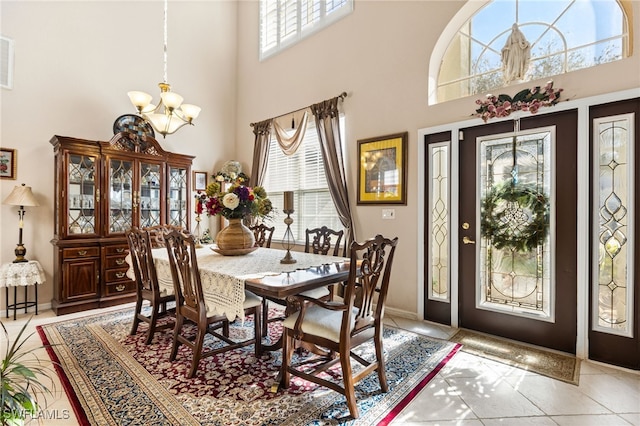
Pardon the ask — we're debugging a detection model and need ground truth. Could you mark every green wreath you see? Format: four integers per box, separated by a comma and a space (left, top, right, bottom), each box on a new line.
480, 182, 550, 252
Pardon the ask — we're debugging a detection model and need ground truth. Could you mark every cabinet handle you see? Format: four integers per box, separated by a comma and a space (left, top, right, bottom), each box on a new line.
78, 250, 88, 256
116, 247, 125, 253
115, 284, 126, 292
116, 258, 125, 265
116, 272, 126, 279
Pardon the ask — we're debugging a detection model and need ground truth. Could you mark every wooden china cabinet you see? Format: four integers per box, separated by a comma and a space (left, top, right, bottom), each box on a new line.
50, 132, 194, 315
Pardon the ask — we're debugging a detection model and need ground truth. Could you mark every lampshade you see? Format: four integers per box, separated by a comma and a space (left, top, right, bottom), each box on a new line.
3, 184, 39, 207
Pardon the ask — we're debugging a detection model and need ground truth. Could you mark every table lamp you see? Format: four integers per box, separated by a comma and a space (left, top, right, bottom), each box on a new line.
3, 183, 40, 263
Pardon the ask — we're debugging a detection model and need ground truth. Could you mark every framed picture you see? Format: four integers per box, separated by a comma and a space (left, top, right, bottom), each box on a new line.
0, 148, 16, 180
357, 132, 407, 205
193, 171, 208, 191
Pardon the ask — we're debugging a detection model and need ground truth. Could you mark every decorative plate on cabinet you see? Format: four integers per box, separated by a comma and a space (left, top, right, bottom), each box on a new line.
113, 114, 155, 138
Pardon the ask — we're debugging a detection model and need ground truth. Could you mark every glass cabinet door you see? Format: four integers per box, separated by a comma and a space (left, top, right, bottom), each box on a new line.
108, 158, 134, 234
139, 162, 162, 228
168, 166, 188, 228
67, 154, 98, 235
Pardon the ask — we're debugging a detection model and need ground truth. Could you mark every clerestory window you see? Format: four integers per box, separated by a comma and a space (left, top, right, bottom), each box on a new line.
260, 0, 353, 60
435, 0, 630, 104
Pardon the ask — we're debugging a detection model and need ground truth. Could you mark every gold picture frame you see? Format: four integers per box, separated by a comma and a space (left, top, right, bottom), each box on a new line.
193, 171, 208, 191
357, 132, 407, 205
0, 148, 17, 180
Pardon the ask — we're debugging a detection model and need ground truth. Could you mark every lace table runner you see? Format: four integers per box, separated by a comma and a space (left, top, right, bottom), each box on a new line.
150, 247, 348, 321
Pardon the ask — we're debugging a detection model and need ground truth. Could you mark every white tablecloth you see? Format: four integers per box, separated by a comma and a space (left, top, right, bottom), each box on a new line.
0, 260, 46, 287
130, 246, 348, 321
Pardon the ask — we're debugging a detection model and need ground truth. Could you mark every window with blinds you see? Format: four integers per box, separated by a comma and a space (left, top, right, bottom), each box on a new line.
260, 0, 353, 60
262, 116, 345, 243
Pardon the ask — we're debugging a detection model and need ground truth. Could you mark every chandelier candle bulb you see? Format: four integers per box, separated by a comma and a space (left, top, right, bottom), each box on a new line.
283, 191, 294, 213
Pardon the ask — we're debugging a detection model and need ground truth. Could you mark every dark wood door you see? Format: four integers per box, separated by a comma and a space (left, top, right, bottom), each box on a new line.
588, 98, 640, 370
459, 110, 578, 353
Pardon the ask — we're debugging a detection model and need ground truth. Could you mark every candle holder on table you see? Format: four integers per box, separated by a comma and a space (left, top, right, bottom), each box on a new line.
280, 191, 296, 264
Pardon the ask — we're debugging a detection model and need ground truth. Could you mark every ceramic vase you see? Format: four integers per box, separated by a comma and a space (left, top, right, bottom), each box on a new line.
216, 218, 255, 250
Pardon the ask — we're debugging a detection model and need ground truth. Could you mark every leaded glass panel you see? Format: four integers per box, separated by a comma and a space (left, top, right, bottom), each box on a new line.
140, 163, 161, 228
168, 166, 188, 228
68, 154, 96, 235
592, 113, 634, 337
477, 130, 553, 319
428, 143, 449, 301
108, 159, 133, 233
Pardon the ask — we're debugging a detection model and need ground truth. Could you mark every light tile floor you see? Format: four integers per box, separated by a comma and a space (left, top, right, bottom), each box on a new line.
2, 305, 639, 425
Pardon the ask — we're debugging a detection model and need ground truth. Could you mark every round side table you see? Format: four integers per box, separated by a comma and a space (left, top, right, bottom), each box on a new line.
0, 260, 46, 320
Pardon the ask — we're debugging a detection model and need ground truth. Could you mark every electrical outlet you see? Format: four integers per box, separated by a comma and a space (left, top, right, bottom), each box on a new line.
382, 209, 395, 220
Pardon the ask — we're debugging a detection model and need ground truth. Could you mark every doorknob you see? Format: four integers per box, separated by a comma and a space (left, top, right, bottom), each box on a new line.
462, 236, 476, 244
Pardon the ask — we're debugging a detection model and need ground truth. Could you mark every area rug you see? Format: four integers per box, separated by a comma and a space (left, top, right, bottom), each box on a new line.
37, 308, 460, 425
450, 329, 580, 385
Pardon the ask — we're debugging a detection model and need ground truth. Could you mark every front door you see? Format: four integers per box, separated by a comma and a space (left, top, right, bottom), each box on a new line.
458, 110, 578, 353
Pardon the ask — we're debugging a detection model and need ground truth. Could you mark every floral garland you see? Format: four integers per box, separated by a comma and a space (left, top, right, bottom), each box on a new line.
480, 181, 550, 252
474, 81, 563, 122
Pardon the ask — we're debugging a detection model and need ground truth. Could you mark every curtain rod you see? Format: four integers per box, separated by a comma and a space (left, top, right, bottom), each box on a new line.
250, 92, 347, 127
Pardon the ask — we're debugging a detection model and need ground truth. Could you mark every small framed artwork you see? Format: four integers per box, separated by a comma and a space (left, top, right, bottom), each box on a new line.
357, 132, 408, 205
193, 171, 208, 191
0, 148, 17, 180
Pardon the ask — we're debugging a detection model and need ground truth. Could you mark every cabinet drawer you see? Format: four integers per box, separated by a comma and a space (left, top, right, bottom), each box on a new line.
105, 255, 128, 269
105, 268, 132, 282
62, 247, 100, 259
104, 281, 136, 296
104, 245, 129, 256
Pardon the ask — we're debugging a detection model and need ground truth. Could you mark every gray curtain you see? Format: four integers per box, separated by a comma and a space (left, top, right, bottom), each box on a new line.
310, 96, 356, 252
249, 119, 272, 187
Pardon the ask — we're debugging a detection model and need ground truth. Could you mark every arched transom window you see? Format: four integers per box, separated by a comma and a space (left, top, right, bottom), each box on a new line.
435, 0, 630, 104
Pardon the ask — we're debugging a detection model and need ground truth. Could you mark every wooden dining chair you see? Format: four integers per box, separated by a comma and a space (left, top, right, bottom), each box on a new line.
144, 224, 184, 248
261, 226, 343, 336
249, 223, 275, 248
281, 234, 398, 419
126, 226, 176, 345
305, 226, 345, 257
163, 229, 263, 378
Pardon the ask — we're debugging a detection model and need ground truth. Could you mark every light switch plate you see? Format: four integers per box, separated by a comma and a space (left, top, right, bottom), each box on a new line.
382, 209, 395, 220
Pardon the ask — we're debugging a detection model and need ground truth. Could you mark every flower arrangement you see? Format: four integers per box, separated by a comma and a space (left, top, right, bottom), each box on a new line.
195, 173, 272, 220
474, 81, 563, 122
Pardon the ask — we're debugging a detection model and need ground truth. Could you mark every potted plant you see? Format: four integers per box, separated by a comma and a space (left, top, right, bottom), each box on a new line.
1, 318, 55, 426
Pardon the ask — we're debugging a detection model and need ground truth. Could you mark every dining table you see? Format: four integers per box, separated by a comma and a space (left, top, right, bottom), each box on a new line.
129, 245, 351, 346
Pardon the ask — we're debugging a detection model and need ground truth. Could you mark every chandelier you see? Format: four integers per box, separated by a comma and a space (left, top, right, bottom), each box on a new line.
127, 0, 201, 138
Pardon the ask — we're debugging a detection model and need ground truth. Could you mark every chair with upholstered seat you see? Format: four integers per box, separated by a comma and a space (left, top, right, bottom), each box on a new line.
260, 226, 343, 336
163, 229, 263, 378
250, 223, 275, 248
281, 234, 398, 419
126, 226, 176, 345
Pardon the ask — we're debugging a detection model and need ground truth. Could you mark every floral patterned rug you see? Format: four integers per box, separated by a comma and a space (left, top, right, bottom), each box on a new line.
37, 308, 460, 425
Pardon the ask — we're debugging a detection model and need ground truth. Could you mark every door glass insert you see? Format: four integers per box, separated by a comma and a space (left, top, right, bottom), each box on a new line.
478, 129, 554, 319
109, 159, 133, 233
168, 166, 188, 228
68, 154, 96, 234
140, 163, 161, 228
428, 143, 450, 301
592, 113, 634, 337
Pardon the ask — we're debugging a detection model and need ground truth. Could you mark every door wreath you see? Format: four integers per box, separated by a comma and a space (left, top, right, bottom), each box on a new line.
480, 182, 550, 252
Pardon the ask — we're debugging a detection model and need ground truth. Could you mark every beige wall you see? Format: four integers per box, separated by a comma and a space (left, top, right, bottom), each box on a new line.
1, 0, 639, 318
0, 1, 238, 308
234, 0, 640, 316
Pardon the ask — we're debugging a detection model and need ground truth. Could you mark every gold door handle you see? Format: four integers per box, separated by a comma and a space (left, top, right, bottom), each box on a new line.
462, 236, 476, 244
